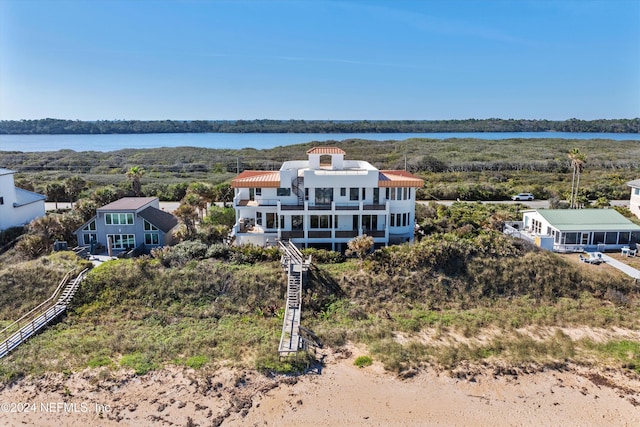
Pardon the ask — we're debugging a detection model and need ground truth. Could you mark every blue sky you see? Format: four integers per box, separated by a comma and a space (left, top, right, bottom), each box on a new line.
0, 0, 638, 121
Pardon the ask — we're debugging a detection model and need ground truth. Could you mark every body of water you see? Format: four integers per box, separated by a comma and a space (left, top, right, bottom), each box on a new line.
0, 132, 638, 152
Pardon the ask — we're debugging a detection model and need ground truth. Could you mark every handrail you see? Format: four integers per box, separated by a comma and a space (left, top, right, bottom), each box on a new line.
0, 270, 73, 342
0, 267, 88, 354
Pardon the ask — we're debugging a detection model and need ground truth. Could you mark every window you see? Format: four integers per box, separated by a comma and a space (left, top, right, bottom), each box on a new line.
310, 215, 332, 229
266, 213, 276, 229
256, 211, 262, 226
292, 215, 303, 230
83, 233, 97, 245
0, 196, 3, 205
145, 233, 159, 245
362, 215, 378, 230
563, 232, 578, 244
593, 232, 605, 244
144, 220, 157, 231
255, 188, 262, 196
277, 188, 291, 197
635, 188, 640, 195
605, 232, 618, 244
108, 234, 135, 249
390, 214, 395, 227
280, 215, 285, 229
340, 188, 346, 197
83, 220, 96, 231
315, 188, 333, 205
350, 188, 359, 201
362, 188, 366, 200
619, 232, 630, 245
105, 213, 133, 225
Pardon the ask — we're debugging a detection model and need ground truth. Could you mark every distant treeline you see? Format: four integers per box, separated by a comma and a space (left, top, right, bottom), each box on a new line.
1, 118, 638, 135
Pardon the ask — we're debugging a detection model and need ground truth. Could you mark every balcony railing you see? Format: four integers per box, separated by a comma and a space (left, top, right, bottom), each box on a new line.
308, 231, 331, 238
335, 230, 358, 238
280, 230, 304, 239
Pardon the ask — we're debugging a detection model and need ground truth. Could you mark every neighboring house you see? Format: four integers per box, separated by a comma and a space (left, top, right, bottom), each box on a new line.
505, 209, 640, 252
231, 147, 424, 250
0, 168, 46, 232
75, 197, 178, 255
628, 179, 640, 219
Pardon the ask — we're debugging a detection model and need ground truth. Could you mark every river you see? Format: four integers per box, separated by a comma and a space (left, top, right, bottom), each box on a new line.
0, 132, 638, 152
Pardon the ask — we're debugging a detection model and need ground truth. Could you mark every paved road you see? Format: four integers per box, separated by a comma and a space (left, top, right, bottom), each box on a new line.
418, 200, 630, 209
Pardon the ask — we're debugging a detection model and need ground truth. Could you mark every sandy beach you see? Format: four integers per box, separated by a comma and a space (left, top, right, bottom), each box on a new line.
1, 347, 638, 427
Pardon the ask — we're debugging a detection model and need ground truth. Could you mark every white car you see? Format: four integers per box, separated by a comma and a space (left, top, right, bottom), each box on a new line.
512, 192, 534, 201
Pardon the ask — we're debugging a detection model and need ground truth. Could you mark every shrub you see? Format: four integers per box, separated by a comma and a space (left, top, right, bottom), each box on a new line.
206, 243, 231, 259
120, 353, 157, 375
301, 247, 344, 264
185, 355, 209, 369
152, 240, 208, 267
354, 355, 373, 368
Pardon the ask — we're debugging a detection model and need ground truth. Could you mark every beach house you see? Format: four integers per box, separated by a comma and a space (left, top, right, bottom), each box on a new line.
0, 168, 46, 232
74, 197, 178, 256
231, 147, 424, 250
505, 209, 640, 252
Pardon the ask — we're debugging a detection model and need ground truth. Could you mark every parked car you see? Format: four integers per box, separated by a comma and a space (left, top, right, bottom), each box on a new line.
511, 192, 535, 201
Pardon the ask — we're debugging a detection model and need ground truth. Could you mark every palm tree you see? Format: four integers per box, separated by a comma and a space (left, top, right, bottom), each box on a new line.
126, 166, 145, 196
64, 176, 86, 208
568, 148, 586, 209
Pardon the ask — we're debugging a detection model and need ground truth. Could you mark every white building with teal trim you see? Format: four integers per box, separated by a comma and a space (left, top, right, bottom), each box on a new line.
506, 209, 640, 252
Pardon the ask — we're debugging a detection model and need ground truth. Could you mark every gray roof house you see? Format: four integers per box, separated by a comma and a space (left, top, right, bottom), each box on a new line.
74, 197, 178, 255
0, 168, 46, 231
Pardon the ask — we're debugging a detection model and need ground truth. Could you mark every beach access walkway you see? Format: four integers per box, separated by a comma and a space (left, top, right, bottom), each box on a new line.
596, 253, 640, 280
277, 241, 312, 357
0, 268, 88, 359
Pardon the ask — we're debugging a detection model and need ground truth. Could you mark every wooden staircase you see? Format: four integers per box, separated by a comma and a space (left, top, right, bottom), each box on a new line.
0, 268, 88, 359
278, 241, 311, 357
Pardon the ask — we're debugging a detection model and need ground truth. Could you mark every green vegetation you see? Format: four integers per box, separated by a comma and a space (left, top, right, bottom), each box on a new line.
354, 355, 373, 368
1, 118, 637, 135
1, 138, 639, 381
1, 208, 638, 381
1, 137, 639, 203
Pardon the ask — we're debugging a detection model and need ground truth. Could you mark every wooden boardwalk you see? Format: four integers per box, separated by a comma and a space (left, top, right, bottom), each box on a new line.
0, 268, 88, 359
278, 241, 311, 357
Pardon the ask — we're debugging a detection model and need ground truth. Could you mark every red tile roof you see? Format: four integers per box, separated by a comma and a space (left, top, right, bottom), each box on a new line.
378, 171, 424, 188
231, 171, 281, 188
306, 147, 346, 155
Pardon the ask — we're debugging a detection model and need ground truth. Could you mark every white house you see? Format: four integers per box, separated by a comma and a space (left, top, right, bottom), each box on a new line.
231, 147, 424, 251
0, 168, 46, 232
627, 179, 640, 219
506, 209, 640, 252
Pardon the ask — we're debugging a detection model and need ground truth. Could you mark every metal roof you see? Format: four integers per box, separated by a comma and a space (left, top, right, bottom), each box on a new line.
535, 209, 640, 232
627, 179, 640, 188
